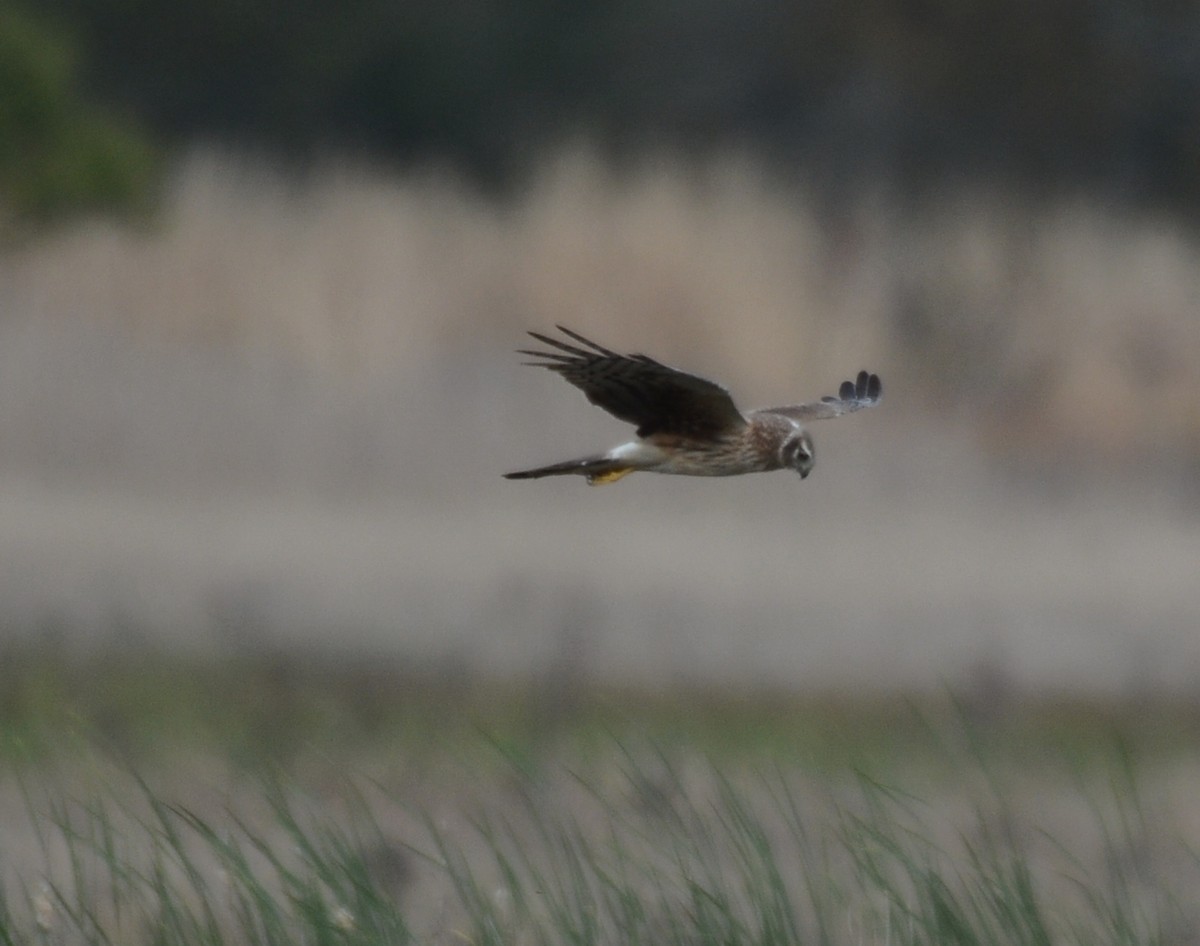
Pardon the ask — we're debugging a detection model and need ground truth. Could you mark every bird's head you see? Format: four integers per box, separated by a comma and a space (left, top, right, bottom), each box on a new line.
781, 430, 815, 479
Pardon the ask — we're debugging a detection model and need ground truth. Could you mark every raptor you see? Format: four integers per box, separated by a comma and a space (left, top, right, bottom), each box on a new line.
505, 326, 881, 485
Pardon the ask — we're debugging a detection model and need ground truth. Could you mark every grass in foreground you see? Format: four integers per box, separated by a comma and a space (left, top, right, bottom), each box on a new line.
1, 645, 1197, 944
3, 739, 1194, 944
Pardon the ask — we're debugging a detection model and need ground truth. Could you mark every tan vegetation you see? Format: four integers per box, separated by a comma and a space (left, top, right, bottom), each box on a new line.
4, 148, 1200, 462
0, 149, 1197, 698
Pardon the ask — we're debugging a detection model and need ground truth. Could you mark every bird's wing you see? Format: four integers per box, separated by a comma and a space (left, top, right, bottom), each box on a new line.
519, 326, 747, 439
757, 371, 882, 422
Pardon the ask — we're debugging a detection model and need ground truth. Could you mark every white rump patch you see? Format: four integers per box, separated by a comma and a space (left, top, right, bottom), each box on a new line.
606, 441, 663, 465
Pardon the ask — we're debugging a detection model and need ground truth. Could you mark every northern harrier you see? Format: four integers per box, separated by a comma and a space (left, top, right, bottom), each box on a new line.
504, 326, 882, 485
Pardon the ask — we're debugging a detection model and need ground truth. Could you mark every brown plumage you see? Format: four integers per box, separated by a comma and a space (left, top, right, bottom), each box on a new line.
505, 326, 881, 484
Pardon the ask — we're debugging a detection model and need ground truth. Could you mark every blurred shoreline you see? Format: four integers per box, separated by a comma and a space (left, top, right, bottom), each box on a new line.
3, 464, 1197, 697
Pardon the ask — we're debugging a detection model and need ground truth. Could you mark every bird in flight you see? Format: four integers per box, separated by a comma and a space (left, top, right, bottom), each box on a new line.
504, 326, 881, 485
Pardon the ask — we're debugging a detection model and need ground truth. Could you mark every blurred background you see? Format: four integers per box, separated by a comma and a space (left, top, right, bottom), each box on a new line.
2, 0, 1200, 710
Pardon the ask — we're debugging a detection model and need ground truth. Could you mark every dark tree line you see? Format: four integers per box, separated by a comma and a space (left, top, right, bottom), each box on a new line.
1, 4, 157, 227
15, 0, 1200, 211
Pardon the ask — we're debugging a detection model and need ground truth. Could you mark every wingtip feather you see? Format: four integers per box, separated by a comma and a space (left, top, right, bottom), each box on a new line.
525, 330, 582, 354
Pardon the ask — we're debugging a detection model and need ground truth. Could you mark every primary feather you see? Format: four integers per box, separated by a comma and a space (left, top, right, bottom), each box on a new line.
519, 326, 747, 439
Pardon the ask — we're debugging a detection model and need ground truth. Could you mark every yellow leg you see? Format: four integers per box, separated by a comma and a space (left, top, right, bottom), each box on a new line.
587, 467, 634, 485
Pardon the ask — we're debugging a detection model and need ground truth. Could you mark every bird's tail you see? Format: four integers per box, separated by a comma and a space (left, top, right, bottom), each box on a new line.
504, 455, 634, 485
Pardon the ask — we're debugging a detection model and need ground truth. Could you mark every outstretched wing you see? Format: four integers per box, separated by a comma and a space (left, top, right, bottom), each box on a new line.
757, 371, 882, 422
519, 326, 747, 439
